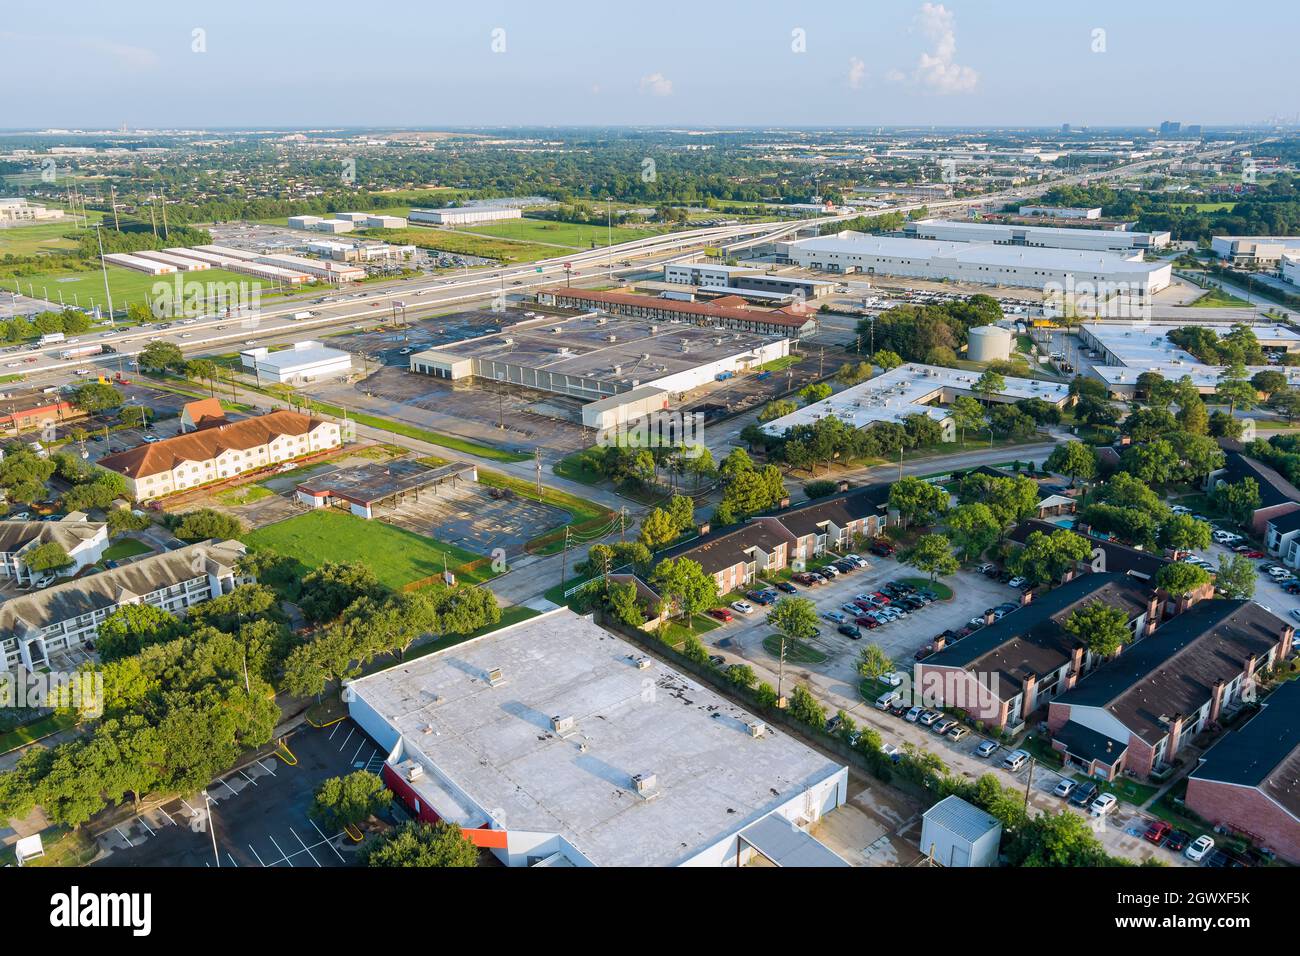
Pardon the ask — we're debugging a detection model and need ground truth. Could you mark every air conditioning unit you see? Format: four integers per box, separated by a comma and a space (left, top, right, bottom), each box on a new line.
486, 666, 505, 687
747, 721, 766, 738
635, 656, 652, 670
397, 759, 424, 783
550, 715, 576, 735
631, 772, 659, 798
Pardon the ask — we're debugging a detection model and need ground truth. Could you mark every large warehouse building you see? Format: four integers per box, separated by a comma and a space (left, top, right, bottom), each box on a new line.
345, 608, 850, 867
409, 313, 789, 430
1211, 236, 1300, 267
903, 218, 1169, 252
410, 206, 522, 225
536, 287, 817, 337
760, 362, 1070, 442
240, 340, 354, 384
777, 231, 1172, 298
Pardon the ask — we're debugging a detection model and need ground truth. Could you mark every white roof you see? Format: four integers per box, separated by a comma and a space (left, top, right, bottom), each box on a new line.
241, 341, 351, 372
1081, 322, 1300, 390
347, 608, 844, 867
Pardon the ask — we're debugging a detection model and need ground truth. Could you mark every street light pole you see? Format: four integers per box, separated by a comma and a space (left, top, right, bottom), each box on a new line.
203, 790, 220, 868
94, 222, 115, 323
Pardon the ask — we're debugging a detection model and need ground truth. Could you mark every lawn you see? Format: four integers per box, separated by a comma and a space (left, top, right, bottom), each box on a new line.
243, 509, 496, 589
554, 446, 609, 485
755, 355, 801, 373
0, 220, 84, 257
1190, 287, 1252, 308
762, 633, 828, 664
215, 484, 276, 506
458, 217, 669, 249
358, 226, 557, 264
0, 710, 78, 753
900, 576, 954, 600
2, 264, 265, 314
100, 538, 154, 562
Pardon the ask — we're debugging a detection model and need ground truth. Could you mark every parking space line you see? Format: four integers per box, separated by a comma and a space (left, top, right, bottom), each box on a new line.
290, 827, 322, 868
114, 825, 135, 846
328, 722, 343, 741
311, 819, 348, 863
256, 758, 277, 776
239, 768, 258, 786
350, 740, 368, 765
179, 798, 197, 815
221, 778, 239, 797
138, 816, 154, 836
268, 834, 294, 867
227, 852, 239, 867
336, 727, 355, 752
248, 843, 270, 867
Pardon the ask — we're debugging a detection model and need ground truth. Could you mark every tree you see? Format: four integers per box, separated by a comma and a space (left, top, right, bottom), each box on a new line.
798, 382, 832, 405
1156, 514, 1212, 553
71, 382, 124, 413
857, 643, 893, 682
973, 370, 1005, 402
1045, 441, 1097, 485
1215, 553, 1256, 600
311, 771, 393, 830
758, 399, 797, 423
96, 604, 184, 661
947, 502, 1001, 560
638, 506, 681, 550
1155, 561, 1212, 597
888, 476, 949, 528
648, 557, 719, 629
1119, 439, 1179, 486
1212, 477, 1260, 527
362, 821, 478, 868
1215, 362, 1257, 415
873, 349, 903, 372
1251, 369, 1288, 397
1121, 407, 1178, 443
300, 562, 384, 624
1177, 394, 1209, 436
1009, 810, 1115, 867
1062, 600, 1132, 658
138, 340, 185, 373
767, 596, 820, 640
904, 533, 958, 581
1010, 529, 1091, 586
171, 508, 243, 542
603, 579, 646, 628
949, 395, 984, 444
725, 663, 757, 689
787, 684, 826, 730
902, 413, 945, 448
22, 541, 72, 573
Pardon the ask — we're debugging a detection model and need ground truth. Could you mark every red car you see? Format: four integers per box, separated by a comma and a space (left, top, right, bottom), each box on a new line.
855, 615, 880, 629
707, 607, 733, 623
1143, 821, 1172, 845
1243, 550, 1264, 559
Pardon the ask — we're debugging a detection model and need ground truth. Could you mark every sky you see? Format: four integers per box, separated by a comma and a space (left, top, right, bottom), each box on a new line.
2, 0, 1296, 130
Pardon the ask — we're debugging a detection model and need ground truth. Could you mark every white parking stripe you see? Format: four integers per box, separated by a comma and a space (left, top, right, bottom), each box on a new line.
114, 825, 134, 846
291, 827, 322, 867
257, 758, 277, 776
328, 723, 343, 741
180, 798, 197, 815
268, 834, 294, 867
227, 852, 239, 867
248, 844, 269, 867
310, 819, 347, 863
222, 778, 239, 797
337, 728, 355, 751
350, 740, 367, 765
138, 816, 154, 836
239, 768, 258, 786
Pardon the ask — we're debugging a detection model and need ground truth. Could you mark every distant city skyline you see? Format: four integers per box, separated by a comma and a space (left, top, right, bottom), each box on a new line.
2, 0, 1297, 130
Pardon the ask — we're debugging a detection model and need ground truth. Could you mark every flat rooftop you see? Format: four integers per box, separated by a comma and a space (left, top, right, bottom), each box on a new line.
412, 313, 781, 389
760, 362, 1070, 434
242, 341, 352, 372
1082, 322, 1300, 390
297, 458, 475, 506
348, 608, 844, 867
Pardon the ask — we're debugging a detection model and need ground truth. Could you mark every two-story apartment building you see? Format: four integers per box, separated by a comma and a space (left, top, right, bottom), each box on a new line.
0, 519, 108, 585
98, 410, 342, 499
0, 539, 248, 673
776, 486, 890, 565
662, 518, 797, 595
1048, 599, 1293, 781
914, 573, 1157, 735
1206, 451, 1300, 535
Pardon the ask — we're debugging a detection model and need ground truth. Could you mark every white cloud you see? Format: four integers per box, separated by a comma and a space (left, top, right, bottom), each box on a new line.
847, 57, 867, 90
898, 3, 979, 95
638, 72, 673, 96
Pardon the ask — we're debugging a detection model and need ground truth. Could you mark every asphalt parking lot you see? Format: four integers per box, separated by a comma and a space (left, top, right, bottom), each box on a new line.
93, 719, 386, 868
379, 483, 567, 556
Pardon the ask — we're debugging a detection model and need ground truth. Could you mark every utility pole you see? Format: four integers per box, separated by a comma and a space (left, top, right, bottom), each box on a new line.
619, 506, 627, 543
1022, 755, 1036, 812
560, 527, 572, 587
777, 634, 787, 703
94, 222, 115, 322
109, 185, 120, 230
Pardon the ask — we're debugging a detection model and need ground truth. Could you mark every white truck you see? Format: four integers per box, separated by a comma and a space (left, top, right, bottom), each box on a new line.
292, 310, 315, 320
38, 332, 65, 346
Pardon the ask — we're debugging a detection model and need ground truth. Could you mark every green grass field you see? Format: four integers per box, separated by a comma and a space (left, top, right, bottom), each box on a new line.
1, 265, 267, 313
762, 634, 828, 664
358, 226, 557, 264
460, 217, 669, 249
1190, 287, 1252, 308
100, 538, 154, 562
0, 220, 84, 257
243, 509, 495, 589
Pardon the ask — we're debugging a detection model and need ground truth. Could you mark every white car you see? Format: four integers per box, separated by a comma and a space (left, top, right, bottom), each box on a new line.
1002, 749, 1030, 771
1170, 505, 1191, 516
1089, 793, 1118, 817
730, 600, 754, 615
1008, 576, 1028, 589
881, 671, 905, 687
1185, 834, 1215, 862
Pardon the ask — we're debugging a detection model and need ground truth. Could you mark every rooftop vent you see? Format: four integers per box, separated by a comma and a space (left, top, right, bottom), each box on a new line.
631, 772, 660, 800
550, 714, 576, 735
486, 666, 505, 687
397, 759, 424, 783
635, 656, 652, 670
747, 721, 766, 738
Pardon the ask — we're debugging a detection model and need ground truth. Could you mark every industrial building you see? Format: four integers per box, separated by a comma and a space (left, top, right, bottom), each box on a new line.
920, 796, 1002, 867
1211, 236, 1300, 267
345, 608, 850, 867
1019, 205, 1103, 220
537, 287, 817, 337
254, 253, 365, 283
1078, 321, 1300, 396
296, 459, 477, 519
409, 312, 790, 430
240, 340, 354, 384
778, 232, 1172, 298
132, 249, 211, 272
0, 198, 65, 223
902, 218, 1171, 253
186, 246, 312, 285
759, 363, 1070, 443
410, 206, 522, 226
102, 252, 176, 275
1284, 254, 1300, 287
965, 325, 1013, 362
663, 263, 835, 302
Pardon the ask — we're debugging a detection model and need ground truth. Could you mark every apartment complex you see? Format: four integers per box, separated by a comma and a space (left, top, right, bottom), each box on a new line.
0, 540, 248, 673
97, 410, 342, 499
0, 520, 108, 586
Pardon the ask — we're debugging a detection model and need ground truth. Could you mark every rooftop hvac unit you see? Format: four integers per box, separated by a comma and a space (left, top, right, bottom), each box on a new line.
631, 772, 660, 798
398, 759, 424, 783
747, 721, 766, 738
635, 656, 652, 670
486, 666, 505, 687
550, 715, 576, 735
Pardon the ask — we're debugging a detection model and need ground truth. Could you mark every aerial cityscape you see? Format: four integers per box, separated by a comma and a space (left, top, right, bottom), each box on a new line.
1, 0, 1295, 926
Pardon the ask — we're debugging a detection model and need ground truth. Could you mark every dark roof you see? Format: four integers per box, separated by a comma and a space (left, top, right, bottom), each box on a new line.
1060, 599, 1287, 746
1190, 680, 1300, 820
1008, 519, 1171, 582
1267, 508, 1300, 535
1218, 452, 1300, 510
297, 459, 474, 506
923, 572, 1153, 700
1055, 720, 1128, 766
543, 287, 815, 330
661, 517, 795, 576
774, 484, 890, 539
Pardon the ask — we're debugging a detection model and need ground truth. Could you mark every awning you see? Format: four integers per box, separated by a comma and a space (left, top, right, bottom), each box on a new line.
738, 814, 849, 867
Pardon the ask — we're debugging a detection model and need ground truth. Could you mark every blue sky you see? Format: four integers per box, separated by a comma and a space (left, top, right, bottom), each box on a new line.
2, 0, 1295, 129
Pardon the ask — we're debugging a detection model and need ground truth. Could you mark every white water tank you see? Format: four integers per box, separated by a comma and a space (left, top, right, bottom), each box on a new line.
967, 325, 1013, 363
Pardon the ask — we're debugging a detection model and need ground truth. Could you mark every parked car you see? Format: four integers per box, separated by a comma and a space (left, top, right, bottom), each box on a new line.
880, 671, 904, 687
869, 539, 895, 556
819, 564, 840, 578
775, 581, 798, 594
1007, 576, 1029, 589
917, 710, 940, 726
821, 610, 847, 624
707, 655, 725, 669
708, 607, 733, 623
1242, 550, 1264, 559
1143, 821, 1172, 845
875, 690, 901, 710
975, 740, 1000, 758
1185, 834, 1215, 862
1002, 749, 1030, 771
1089, 793, 1118, 817
946, 725, 969, 742
1164, 830, 1191, 852
1052, 779, 1076, 798
855, 615, 880, 630
747, 590, 774, 605
932, 717, 957, 735
905, 706, 923, 723
730, 600, 754, 615
1068, 781, 1099, 808
974, 563, 996, 574
837, 623, 862, 640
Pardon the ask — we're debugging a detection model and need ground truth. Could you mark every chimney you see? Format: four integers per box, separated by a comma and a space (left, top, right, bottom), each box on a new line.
1021, 672, 1038, 712
1166, 713, 1186, 764
837, 479, 849, 492
486, 666, 505, 687
1209, 678, 1226, 724
779, 496, 791, 510
1062, 568, 1076, 583
1146, 592, 1162, 634
933, 635, 947, 652
698, 521, 711, 536
1020, 589, 1034, 607
1281, 624, 1295, 661
1070, 645, 1085, 679
984, 608, 996, 626
550, 715, 576, 736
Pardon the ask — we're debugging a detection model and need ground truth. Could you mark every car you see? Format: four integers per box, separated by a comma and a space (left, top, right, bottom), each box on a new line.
1089, 793, 1118, 817
775, 581, 798, 594
1284, 581, 1300, 595
917, 710, 940, 726
974, 563, 996, 574
244, 340, 257, 345
398, 347, 414, 355
855, 615, 880, 629
880, 671, 905, 687
1143, 821, 1172, 845
707, 655, 725, 669
904, 706, 923, 722
1170, 505, 1191, 516
730, 600, 753, 615
869, 539, 895, 556
141, 435, 160, 444
968, 616, 987, 630
747, 590, 774, 606
932, 717, 957, 735
1242, 550, 1264, 559
1066, 782, 1099, 810
1164, 829, 1191, 852
1185, 834, 1215, 862
975, 740, 1000, 758
1052, 779, 1076, 798
1203, 849, 1247, 868
841, 603, 864, 616
821, 610, 847, 624
946, 725, 969, 742
874, 689, 901, 709
707, 607, 733, 623
818, 564, 840, 578
837, 623, 862, 640
1002, 749, 1030, 771
1007, 576, 1029, 589
880, 743, 902, 763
